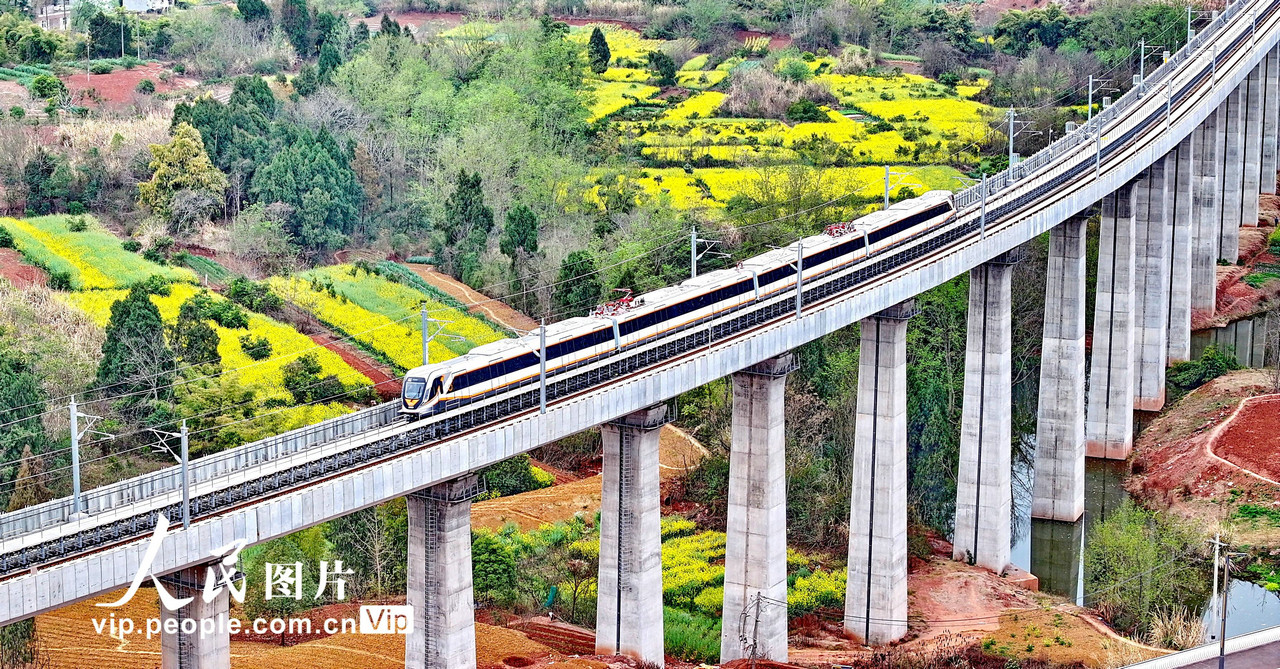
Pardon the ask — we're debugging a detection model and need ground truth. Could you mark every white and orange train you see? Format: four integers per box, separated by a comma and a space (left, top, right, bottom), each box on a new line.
400, 190, 956, 416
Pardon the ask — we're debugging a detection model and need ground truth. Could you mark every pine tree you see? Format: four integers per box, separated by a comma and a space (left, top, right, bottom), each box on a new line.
647, 50, 676, 86
170, 297, 222, 367
0, 352, 48, 472
95, 285, 176, 412
236, 0, 270, 23
499, 204, 539, 260
551, 251, 601, 317
378, 14, 400, 38
318, 42, 342, 84
293, 63, 320, 96
587, 27, 611, 74
279, 0, 312, 56
439, 171, 493, 286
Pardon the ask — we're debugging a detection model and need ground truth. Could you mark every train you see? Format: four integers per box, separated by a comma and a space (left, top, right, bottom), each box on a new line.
400, 190, 956, 417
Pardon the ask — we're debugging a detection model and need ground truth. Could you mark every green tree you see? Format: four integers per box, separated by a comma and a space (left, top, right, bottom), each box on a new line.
137, 123, 228, 227
87, 10, 131, 59
472, 531, 517, 606
480, 454, 550, 497
22, 149, 70, 215
438, 171, 493, 286
499, 204, 539, 260
0, 353, 49, 486
229, 75, 277, 117
1083, 501, 1211, 642
281, 352, 345, 403
280, 0, 311, 55
293, 63, 320, 96
27, 73, 64, 100
318, 42, 342, 84
647, 50, 676, 86
551, 250, 601, 317
96, 285, 176, 415
170, 296, 222, 367
586, 27, 610, 74
249, 126, 362, 250
237, 0, 271, 23
378, 14, 400, 38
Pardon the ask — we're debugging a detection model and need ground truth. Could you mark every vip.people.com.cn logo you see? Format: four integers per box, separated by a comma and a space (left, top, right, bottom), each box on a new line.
90, 514, 413, 640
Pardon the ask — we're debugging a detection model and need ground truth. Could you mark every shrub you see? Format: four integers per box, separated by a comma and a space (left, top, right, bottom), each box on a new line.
66, 216, 87, 232
238, 333, 272, 360
47, 270, 72, 290
721, 67, 835, 120
0, 227, 12, 249
1269, 227, 1280, 253
8, 106, 23, 120
135, 79, 155, 94
67, 202, 86, 215
1167, 344, 1241, 394
785, 98, 828, 122
777, 58, 813, 82
122, 239, 142, 253
90, 62, 114, 75
28, 74, 65, 100
226, 277, 283, 313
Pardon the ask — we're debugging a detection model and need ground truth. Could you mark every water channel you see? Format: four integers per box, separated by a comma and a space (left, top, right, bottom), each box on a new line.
1005, 314, 1280, 639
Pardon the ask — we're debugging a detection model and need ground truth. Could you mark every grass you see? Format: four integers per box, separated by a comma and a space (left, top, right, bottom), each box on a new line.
60, 283, 369, 404
663, 607, 721, 663
1, 215, 195, 290
177, 252, 234, 284
1236, 504, 1280, 524
268, 264, 505, 370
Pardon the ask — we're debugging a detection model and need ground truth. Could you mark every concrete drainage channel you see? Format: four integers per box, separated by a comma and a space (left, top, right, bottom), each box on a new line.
1122, 625, 1280, 668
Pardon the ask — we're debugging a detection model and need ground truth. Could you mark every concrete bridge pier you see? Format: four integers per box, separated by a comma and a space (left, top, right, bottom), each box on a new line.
1192, 108, 1222, 314
1134, 154, 1172, 411
953, 256, 1014, 574
1261, 46, 1279, 197
159, 565, 233, 669
1167, 134, 1195, 364
1218, 88, 1244, 262
720, 354, 795, 663
596, 405, 667, 666
1031, 214, 1089, 522
844, 301, 914, 645
1242, 64, 1263, 228
406, 474, 482, 669
1086, 181, 1138, 460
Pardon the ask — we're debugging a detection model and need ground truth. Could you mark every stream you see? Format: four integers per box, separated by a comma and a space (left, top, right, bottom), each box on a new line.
1002, 314, 1280, 639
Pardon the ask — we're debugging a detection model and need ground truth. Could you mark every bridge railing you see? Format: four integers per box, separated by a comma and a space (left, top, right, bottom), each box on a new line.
0, 402, 402, 540
953, 1, 1243, 215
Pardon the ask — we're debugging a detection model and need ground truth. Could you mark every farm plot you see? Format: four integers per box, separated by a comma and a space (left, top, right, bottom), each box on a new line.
268, 264, 506, 370
61, 283, 370, 406
0, 216, 195, 290
585, 80, 661, 122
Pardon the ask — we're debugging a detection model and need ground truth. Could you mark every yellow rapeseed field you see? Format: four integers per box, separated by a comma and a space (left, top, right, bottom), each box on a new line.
1, 216, 195, 289
569, 23, 663, 64
662, 92, 726, 120
60, 283, 370, 403
585, 80, 661, 121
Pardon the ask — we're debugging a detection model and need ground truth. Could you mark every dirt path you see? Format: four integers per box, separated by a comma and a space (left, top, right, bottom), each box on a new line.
471, 422, 706, 531
308, 332, 401, 399
405, 264, 539, 333
1208, 394, 1280, 483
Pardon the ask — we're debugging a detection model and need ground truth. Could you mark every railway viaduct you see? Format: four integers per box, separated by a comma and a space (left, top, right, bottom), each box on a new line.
2, 0, 1280, 666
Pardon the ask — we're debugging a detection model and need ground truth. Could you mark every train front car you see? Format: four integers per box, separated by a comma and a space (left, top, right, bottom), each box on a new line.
400, 365, 446, 417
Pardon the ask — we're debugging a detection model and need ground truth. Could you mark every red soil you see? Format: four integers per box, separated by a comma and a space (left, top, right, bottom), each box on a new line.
0, 248, 46, 287
61, 62, 197, 106
1210, 395, 1280, 482
308, 332, 401, 399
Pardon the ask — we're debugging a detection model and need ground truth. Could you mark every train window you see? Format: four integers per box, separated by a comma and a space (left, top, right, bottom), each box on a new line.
404, 377, 426, 400
428, 377, 443, 399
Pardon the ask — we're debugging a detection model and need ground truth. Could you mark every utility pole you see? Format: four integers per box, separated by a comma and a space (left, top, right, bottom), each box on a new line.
538, 318, 547, 414
149, 421, 190, 529
882, 166, 917, 207
689, 226, 724, 278
1007, 108, 1016, 169
419, 304, 457, 367
69, 396, 112, 518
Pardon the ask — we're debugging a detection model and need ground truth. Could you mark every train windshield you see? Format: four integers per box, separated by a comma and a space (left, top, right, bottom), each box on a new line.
403, 377, 427, 408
